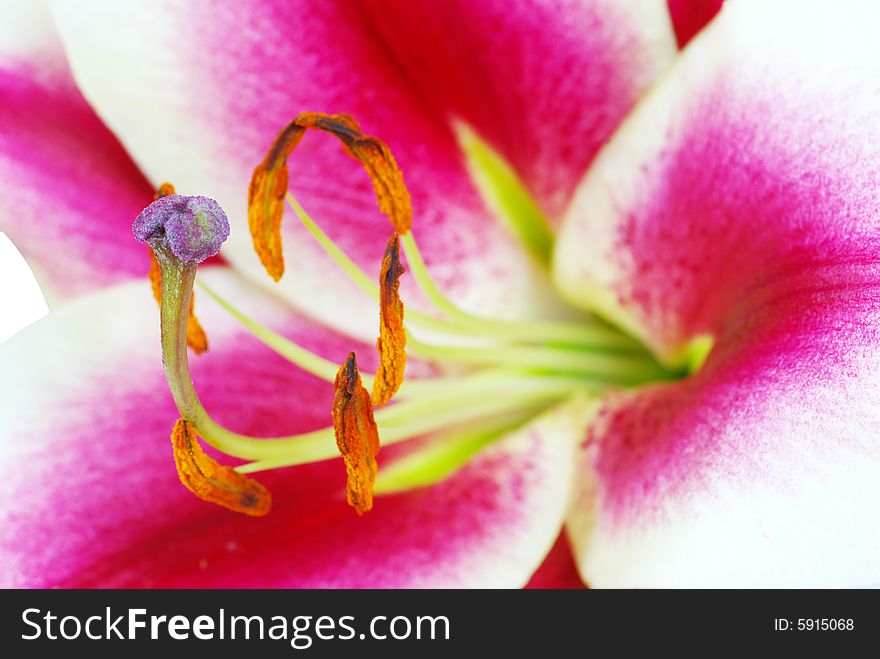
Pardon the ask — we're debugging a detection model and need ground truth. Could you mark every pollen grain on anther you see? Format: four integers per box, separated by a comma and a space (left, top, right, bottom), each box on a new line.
372, 233, 407, 406
247, 112, 412, 282
296, 112, 412, 235
248, 124, 307, 281
332, 352, 381, 515
171, 419, 272, 516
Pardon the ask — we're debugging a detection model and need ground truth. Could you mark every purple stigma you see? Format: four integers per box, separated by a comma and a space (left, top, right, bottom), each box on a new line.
133, 195, 230, 264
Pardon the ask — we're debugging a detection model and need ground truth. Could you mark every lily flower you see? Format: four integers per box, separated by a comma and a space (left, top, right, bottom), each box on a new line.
1, 0, 874, 589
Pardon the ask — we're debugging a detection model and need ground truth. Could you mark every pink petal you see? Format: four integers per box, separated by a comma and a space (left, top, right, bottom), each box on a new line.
667, 0, 722, 47
363, 0, 677, 221
556, 0, 880, 586
0, 269, 579, 587
0, 0, 153, 301
524, 531, 587, 589
49, 0, 674, 339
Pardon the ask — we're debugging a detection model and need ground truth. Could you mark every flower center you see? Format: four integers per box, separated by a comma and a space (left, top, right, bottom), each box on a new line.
136, 113, 689, 517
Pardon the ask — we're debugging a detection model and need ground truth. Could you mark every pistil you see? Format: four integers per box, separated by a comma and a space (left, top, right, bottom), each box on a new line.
145, 182, 208, 354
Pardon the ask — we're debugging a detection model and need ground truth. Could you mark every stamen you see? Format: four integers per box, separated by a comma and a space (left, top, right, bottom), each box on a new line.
285, 191, 472, 336
145, 182, 208, 354
185, 295, 209, 354
372, 234, 407, 406
285, 191, 378, 298
237, 374, 586, 474
332, 353, 380, 515
285, 191, 644, 350
171, 419, 271, 516
248, 112, 411, 282
295, 112, 412, 234
405, 335, 671, 385
196, 277, 345, 385
199, 264, 661, 394
248, 124, 306, 280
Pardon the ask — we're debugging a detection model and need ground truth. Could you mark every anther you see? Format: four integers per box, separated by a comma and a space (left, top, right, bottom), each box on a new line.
248, 112, 412, 281
332, 352, 381, 515
171, 419, 271, 516
372, 233, 406, 406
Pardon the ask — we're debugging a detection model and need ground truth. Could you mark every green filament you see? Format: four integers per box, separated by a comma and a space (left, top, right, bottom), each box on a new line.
456, 123, 554, 264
